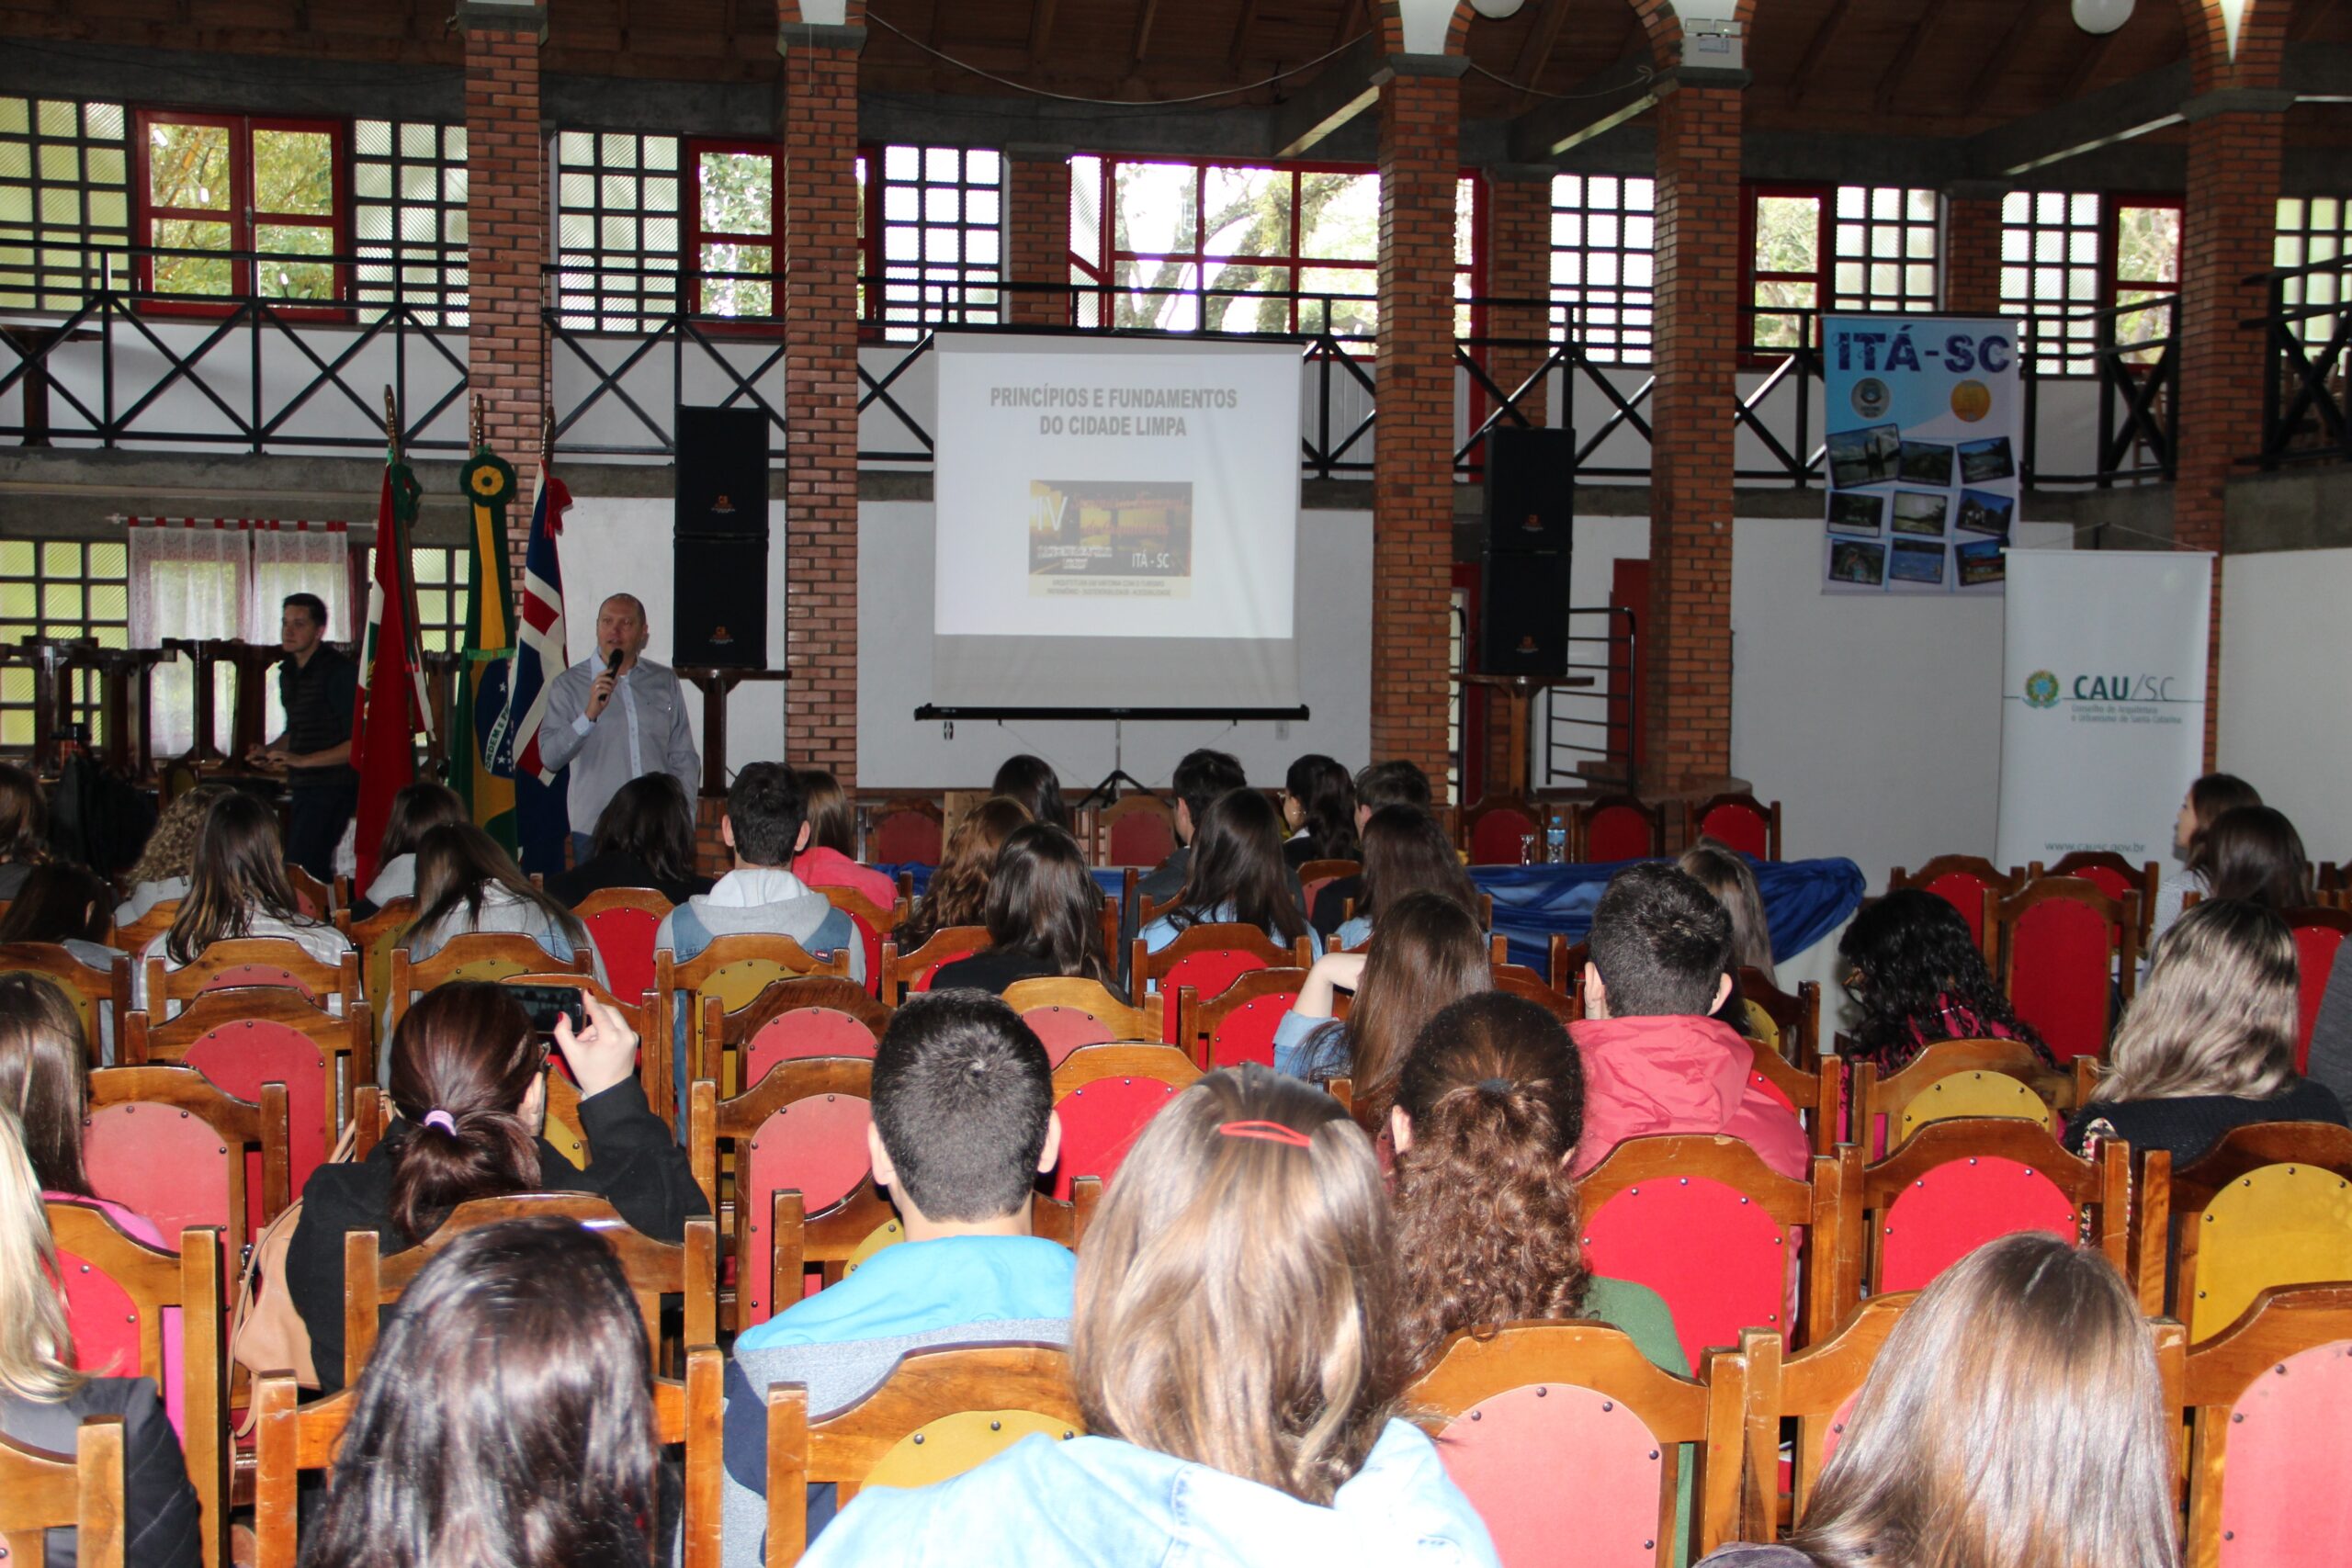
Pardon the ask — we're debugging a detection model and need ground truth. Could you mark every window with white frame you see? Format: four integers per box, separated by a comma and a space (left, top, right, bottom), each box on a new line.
1549, 174, 1655, 365
2276, 196, 2352, 348
353, 119, 466, 326
0, 96, 130, 310
2001, 190, 2102, 374
865, 143, 1003, 336
553, 130, 684, 329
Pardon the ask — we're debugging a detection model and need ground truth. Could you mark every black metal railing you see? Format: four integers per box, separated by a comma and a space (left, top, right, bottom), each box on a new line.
1537, 605, 1639, 793
2248, 255, 2352, 468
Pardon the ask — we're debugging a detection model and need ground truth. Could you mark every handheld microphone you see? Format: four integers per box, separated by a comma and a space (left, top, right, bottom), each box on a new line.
605, 648, 624, 677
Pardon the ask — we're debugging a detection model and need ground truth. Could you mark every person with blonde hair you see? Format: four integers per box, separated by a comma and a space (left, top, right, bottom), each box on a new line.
1698, 1233, 2178, 1568
2067, 898, 2346, 1163
1677, 837, 1775, 987
0, 1107, 201, 1566
801, 1066, 1499, 1566
116, 783, 230, 927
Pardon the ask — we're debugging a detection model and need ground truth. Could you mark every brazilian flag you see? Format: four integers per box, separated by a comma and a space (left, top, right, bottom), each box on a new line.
453, 446, 518, 854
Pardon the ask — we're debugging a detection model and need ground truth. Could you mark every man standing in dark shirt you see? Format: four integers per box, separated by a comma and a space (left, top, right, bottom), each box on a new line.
247, 592, 359, 880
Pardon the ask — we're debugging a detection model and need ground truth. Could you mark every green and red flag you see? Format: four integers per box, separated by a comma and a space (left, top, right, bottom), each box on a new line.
350, 434, 431, 890
453, 443, 519, 854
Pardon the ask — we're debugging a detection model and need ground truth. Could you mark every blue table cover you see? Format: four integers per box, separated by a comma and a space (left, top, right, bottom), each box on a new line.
879, 857, 1866, 974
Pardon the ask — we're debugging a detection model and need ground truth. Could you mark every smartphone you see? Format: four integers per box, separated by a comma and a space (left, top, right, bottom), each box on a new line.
508, 983, 587, 1040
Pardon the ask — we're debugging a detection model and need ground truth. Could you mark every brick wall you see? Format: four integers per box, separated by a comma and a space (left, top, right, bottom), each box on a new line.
1007, 152, 1070, 328
2177, 107, 2286, 764
1643, 84, 1742, 791
461, 11, 548, 589
777, 36, 863, 786
1372, 69, 1462, 797
695, 793, 730, 877
1942, 193, 2005, 318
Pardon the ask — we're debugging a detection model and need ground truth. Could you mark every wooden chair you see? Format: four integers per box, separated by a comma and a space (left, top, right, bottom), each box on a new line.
1736, 1294, 1917, 1539
1686, 795, 1781, 863
571, 886, 673, 1013
1096, 793, 1176, 870
660, 933, 854, 1098
497, 970, 674, 1136
1462, 795, 1552, 866
687, 1059, 883, 1329
1738, 969, 1819, 1068
814, 886, 903, 998
0, 942, 131, 1067
1577, 1135, 1855, 1366
254, 1345, 724, 1568
2285, 906, 2352, 1073
110, 898, 179, 957
1848, 1036, 2057, 1159
1177, 967, 1309, 1071
0, 1414, 126, 1568
1989, 876, 2139, 1062
385, 931, 591, 1035
2142, 1122, 2352, 1339
281, 863, 333, 921
1129, 923, 1312, 1023
1550, 934, 1589, 995
2180, 1283, 2352, 1568
45, 1206, 225, 1568
142, 937, 360, 1021
876, 926, 990, 1006
836, 1176, 1104, 1283
1406, 1322, 1747, 1568
1576, 794, 1668, 863
2030, 851, 2160, 949
122, 988, 369, 1224
701, 975, 889, 1092
1854, 1117, 2128, 1301
863, 796, 944, 867
1048, 1043, 1202, 1200
1493, 966, 1580, 1026
337, 897, 413, 1021
1887, 855, 2022, 958
84, 1065, 289, 1261
1744, 1040, 1843, 1157
342, 1193, 718, 1377
762, 1344, 1084, 1564
1297, 857, 1358, 918
1001, 977, 1165, 1065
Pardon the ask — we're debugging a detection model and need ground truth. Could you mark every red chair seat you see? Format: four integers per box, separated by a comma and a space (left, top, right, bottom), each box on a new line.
182, 1021, 331, 1241
1876, 1156, 2077, 1293
873, 812, 943, 868
1052, 1075, 1182, 1200
53, 1233, 187, 1438
1923, 873, 1995, 951
2006, 899, 2114, 1061
1582, 1175, 1792, 1369
739, 1095, 874, 1326
1469, 807, 1539, 867
2216, 1339, 2352, 1568
2292, 924, 2346, 1074
84, 1103, 235, 1251
744, 1009, 881, 1085
1697, 804, 1769, 860
585, 906, 662, 1007
1204, 990, 1299, 1070
1436, 1382, 1668, 1568
1584, 807, 1656, 863
1022, 1008, 1122, 1065
1106, 814, 1176, 869
1154, 951, 1268, 1043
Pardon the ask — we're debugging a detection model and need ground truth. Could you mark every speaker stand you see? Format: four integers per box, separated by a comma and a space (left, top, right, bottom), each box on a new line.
1074, 717, 1152, 810
1456, 671, 1597, 807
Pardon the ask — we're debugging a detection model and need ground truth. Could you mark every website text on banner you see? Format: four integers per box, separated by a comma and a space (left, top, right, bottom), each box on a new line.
1996, 550, 2212, 869
929, 333, 1303, 711
1820, 314, 2021, 598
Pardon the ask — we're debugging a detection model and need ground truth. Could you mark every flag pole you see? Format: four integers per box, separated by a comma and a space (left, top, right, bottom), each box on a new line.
382, 384, 400, 459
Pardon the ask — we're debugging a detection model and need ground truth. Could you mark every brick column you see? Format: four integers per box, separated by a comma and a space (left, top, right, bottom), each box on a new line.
1006, 147, 1070, 328
458, 0, 548, 574
776, 17, 865, 784
1372, 64, 1465, 796
1644, 80, 1743, 792
1942, 185, 2006, 319
2177, 103, 2287, 765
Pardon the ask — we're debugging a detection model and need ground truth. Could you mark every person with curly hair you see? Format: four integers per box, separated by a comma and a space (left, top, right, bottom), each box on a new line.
1836, 887, 2052, 1075
115, 784, 230, 928
890, 796, 1031, 953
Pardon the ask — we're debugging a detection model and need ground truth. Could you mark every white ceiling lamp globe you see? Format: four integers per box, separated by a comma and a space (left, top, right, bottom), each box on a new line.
2071, 0, 2134, 35
1470, 0, 1528, 17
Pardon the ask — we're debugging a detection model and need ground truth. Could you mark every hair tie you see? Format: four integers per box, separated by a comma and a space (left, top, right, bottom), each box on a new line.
421, 1109, 458, 1135
1217, 1120, 1314, 1149
1476, 1077, 1514, 1096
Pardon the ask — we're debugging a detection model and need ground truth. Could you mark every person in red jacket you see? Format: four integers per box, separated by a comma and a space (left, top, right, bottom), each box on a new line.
1568, 862, 1810, 1179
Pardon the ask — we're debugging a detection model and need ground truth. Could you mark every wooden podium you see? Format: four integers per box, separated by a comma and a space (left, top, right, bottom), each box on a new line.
1456, 671, 1596, 807
678, 667, 789, 798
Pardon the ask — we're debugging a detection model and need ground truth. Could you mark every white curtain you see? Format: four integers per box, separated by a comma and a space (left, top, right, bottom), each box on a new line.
130, 521, 246, 759
247, 522, 351, 740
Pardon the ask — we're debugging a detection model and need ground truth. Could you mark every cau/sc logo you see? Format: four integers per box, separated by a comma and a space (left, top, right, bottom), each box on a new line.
2023, 671, 2061, 709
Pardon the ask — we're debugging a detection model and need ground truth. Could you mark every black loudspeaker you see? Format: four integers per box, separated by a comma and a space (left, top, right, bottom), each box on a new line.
673, 536, 767, 668
674, 404, 770, 541
1483, 425, 1576, 553
1479, 549, 1571, 679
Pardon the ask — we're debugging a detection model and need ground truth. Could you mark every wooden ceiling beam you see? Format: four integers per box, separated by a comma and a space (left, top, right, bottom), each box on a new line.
1872, 0, 1940, 114
1506, 0, 1570, 109
1963, 0, 2048, 111
1131, 0, 1160, 72
1229, 0, 1260, 72
1783, 0, 1852, 108
1330, 0, 1368, 51
1026, 0, 1057, 68
2293, 0, 2345, 43
2059, 21, 2121, 101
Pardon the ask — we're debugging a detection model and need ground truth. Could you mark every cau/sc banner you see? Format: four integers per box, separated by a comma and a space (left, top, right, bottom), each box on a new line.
1821, 314, 2021, 597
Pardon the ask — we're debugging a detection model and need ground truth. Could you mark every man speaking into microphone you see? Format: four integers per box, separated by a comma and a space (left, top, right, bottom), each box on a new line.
540, 592, 703, 863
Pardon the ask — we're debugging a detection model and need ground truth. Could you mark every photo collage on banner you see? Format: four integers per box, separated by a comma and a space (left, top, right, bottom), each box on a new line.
1820, 314, 2022, 596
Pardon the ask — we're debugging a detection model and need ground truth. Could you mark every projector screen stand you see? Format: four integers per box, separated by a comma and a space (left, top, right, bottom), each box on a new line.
1074, 717, 1151, 809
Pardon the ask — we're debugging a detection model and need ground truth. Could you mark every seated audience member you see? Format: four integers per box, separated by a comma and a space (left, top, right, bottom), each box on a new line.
0, 865, 129, 1061
546, 772, 714, 908
0, 761, 50, 900
1569, 863, 1807, 1179
721, 992, 1070, 1563
299, 1217, 665, 1568
790, 767, 899, 912
930, 825, 1116, 995
1137, 789, 1321, 961
1696, 1234, 2175, 1568
1136, 748, 1249, 903
1332, 804, 1479, 951
654, 762, 863, 983
1280, 753, 1358, 870
1836, 887, 2052, 1075
1276, 891, 1493, 1136
0, 972, 163, 1244
1311, 760, 1433, 939
1677, 838, 1774, 1036
139, 791, 353, 1011
114, 784, 229, 927
890, 796, 1030, 954
0, 1109, 200, 1568
2194, 804, 2311, 911
354, 780, 466, 915
800, 1066, 1499, 1568
2067, 899, 2346, 1163
2149, 771, 2263, 946
285, 981, 705, 1393
991, 754, 1072, 835
403, 822, 605, 979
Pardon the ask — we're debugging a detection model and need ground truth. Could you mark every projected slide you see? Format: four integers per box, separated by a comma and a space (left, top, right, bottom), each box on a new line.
930, 334, 1303, 711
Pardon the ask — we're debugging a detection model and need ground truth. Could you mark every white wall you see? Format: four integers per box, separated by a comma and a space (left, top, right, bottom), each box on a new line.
857, 502, 1372, 791
2219, 547, 2352, 863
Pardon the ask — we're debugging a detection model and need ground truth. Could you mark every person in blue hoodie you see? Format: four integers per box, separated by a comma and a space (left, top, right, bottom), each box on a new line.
800, 1064, 1500, 1568
718, 990, 1069, 1564
653, 762, 863, 1114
